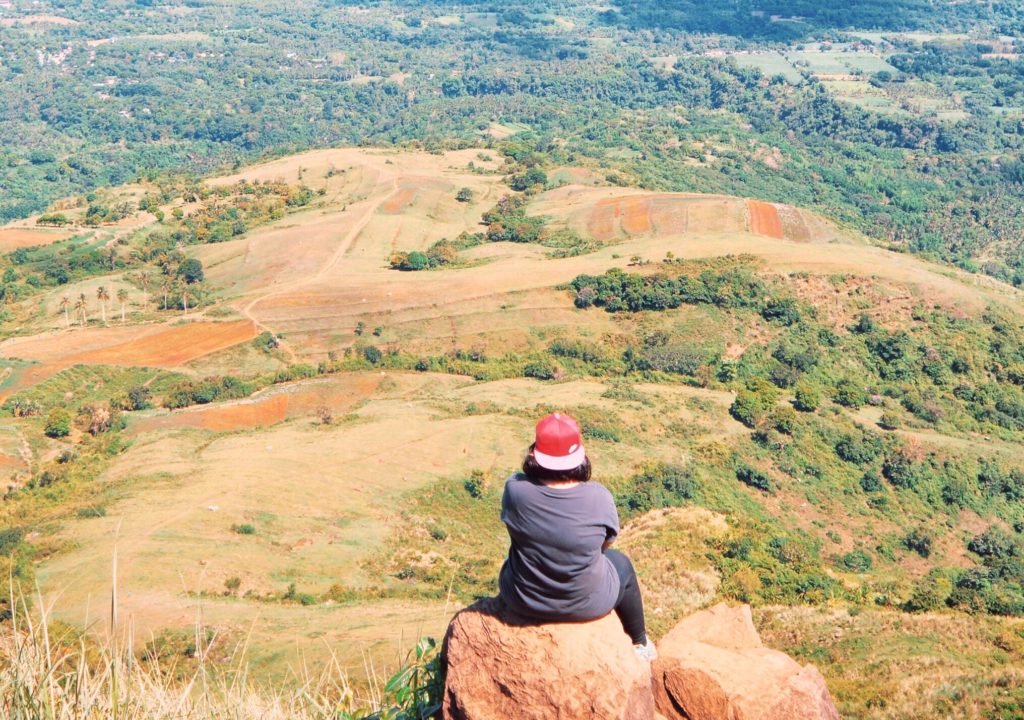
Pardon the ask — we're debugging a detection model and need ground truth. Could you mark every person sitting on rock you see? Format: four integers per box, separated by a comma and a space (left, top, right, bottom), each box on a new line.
498, 411, 657, 661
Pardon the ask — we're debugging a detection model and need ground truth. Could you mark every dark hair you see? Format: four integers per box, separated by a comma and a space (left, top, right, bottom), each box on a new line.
521, 443, 592, 483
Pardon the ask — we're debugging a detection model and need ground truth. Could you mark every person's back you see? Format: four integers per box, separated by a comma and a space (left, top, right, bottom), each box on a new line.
497, 412, 656, 661
500, 474, 619, 621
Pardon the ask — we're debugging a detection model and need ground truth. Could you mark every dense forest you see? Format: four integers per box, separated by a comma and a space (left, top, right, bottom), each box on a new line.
606, 0, 1024, 38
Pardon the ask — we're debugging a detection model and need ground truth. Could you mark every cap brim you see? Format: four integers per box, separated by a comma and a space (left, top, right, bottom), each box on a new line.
533, 445, 586, 471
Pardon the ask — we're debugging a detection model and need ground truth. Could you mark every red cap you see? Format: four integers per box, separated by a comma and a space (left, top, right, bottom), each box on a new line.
533, 412, 586, 471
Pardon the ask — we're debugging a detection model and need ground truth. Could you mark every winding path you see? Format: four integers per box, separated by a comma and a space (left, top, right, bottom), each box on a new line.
233, 177, 401, 362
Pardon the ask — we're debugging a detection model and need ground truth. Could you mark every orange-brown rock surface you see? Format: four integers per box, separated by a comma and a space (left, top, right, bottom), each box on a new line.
442, 597, 655, 720
442, 599, 839, 720
653, 603, 840, 720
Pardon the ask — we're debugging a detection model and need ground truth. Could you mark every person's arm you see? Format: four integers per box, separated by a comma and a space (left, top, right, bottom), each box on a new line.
601, 485, 620, 551
500, 474, 516, 525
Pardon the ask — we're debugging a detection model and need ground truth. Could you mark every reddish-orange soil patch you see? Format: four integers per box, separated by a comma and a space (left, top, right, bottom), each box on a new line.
67, 321, 257, 367
588, 195, 741, 241
283, 375, 383, 415
587, 199, 620, 241
0, 321, 257, 401
132, 374, 383, 435
0, 228, 75, 253
620, 196, 654, 235
380, 186, 418, 214
137, 394, 289, 433
748, 200, 784, 239
0, 453, 25, 469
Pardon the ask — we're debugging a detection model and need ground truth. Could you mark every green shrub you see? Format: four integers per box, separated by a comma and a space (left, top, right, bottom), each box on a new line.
0, 528, 25, 556
860, 470, 883, 492
772, 405, 798, 434
232, 523, 257, 535
833, 379, 867, 409
882, 447, 930, 489
941, 476, 974, 508
582, 422, 621, 442
254, 331, 280, 352
851, 313, 877, 334
736, 464, 772, 492
793, 384, 821, 412
548, 338, 608, 364
364, 345, 383, 364
978, 462, 1024, 501
402, 251, 429, 271
44, 409, 72, 438
835, 433, 883, 465
617, 462, 698, 514
878, 411, 901, 430
224, 576, 241, 592
903, 569, 953, 612
730, 389, 775, 428
177, 258, 205, 284
163, 375, 255, 409
125, 385, 152, 411
463, 470, 488, 499
761, 297, 801, 326
840, 549, 873, 572
523, 361, 556, 380
904, 528, 934, 558
968, 526, 1020, 560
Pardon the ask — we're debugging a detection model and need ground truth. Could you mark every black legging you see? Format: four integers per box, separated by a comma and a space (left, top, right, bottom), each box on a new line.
604, 548, 647, 645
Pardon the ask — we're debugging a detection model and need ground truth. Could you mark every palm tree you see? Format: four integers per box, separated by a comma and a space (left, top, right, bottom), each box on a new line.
75, 294, 87, 326
96, 286, 110, 325
160, 280, 171, 311
59, 295, 70, 328
117, 288, 128, 323
174, 280, 189, 314
138, 269, 150, 302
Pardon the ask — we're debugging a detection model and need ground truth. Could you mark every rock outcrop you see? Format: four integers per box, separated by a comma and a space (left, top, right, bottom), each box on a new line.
442, 597, 655, 720
442, 599, 839, 720
652, 603, 840, 720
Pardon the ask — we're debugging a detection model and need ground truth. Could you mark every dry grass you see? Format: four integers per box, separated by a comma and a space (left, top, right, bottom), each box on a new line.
755, 605, 1024, 719
618, 507, 726, 637
1, 585, 439, 720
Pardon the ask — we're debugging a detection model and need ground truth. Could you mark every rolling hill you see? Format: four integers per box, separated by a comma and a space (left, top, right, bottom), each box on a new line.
2, 147, 1024, 716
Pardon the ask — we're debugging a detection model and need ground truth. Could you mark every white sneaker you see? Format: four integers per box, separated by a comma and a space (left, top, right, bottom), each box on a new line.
634, 639, 657, 662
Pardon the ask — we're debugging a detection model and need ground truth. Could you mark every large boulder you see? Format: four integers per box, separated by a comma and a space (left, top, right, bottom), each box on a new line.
652, 603, 840, 720
442, 597, 655, 720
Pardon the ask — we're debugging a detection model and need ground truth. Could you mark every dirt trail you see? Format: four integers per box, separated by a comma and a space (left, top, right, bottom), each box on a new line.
235, 177, 401, 361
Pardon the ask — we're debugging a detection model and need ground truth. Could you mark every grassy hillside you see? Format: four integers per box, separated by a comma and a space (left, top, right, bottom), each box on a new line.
1, 148, 1024, 717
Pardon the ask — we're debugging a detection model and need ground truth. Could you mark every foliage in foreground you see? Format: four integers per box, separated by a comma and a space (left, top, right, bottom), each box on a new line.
0, 596, 442, 720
